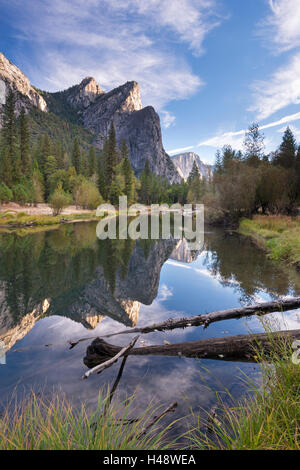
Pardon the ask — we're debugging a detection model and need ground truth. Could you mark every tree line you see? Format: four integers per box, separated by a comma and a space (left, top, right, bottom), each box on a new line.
206, 123, 300, 222
0, 89, 206, 212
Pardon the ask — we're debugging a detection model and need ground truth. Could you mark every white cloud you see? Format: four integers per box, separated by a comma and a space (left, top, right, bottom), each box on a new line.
250, 53, 300, 120
262, 0, 300, 53
158, 284, 173, 301
168, 146, 195, 155
198, 130, 245, 150
106, 0, 222, 56
251, 1, 300, 119
160, 110, 176, 129
170, 111, 300, 151
6, 0, 222, 110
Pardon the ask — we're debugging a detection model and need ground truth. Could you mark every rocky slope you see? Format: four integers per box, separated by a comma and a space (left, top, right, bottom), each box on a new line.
0, 52, 180, 182
0, 52, 47, 120
64, 79, 180, 181
61, 76, 104, 109
172, 152, 213, 181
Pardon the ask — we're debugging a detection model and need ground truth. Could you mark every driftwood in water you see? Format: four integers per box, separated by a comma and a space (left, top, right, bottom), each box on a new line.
101, 297, 300, 339
83, 335, 139, 379
84, 329, 300, 368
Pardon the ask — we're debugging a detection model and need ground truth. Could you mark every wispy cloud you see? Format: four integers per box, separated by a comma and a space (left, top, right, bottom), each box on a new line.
168, 145, 195, 155
252, 1, 300, 119
160, 110, 176, 129
198, 130, 245, 150
250, 53, 300, 120
261, 0, 300, 53
168, 111, 300, 153
4, 0, 223, 113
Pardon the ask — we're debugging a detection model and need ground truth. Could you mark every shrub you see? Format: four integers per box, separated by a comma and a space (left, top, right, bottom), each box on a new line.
73, 180, 102, 210
49, 183, 71, 216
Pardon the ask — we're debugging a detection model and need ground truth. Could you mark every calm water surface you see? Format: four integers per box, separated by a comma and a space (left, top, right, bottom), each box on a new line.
0, 222, 299, 431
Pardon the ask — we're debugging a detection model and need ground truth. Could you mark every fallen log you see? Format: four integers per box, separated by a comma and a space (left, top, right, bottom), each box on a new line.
101, 297, 300, 338
82, 335, 139, 379
84, 329, 300, 368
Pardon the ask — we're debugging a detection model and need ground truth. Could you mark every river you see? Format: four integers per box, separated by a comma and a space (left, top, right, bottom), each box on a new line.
0, 222, 299, 435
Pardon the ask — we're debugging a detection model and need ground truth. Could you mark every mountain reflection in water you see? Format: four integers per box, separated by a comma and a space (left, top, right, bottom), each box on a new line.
0, 222, 299, 354
1, 221, 300, 433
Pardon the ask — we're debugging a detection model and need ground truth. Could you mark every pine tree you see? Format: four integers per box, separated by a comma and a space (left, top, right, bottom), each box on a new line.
1, 89, 20, 184
98, 168, 106, 200
105, 123, 118, 188
221, 145, 236, 171
39, 134, 51, 176
187, 161, 204, 202
274, 127, 296, 169
244, 123, 265, 167
19, 110, 31, 176
71, 137, 81, 174
295, 145, 300, 201
214, 150, 222, 174
1, 89, 18, 161
120, 140, 129, 161
140, 159, 152, 204
122, 152, 134, 204
109, 179, 123, 206
187, 161, 200, 184
88, 146, 97, 177
0, 147, 12, 186
44, 155, 58, 199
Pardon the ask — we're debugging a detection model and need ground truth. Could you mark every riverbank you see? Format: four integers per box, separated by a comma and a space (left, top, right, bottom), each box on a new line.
239, 215, 300, 268
0, 329, 298, 450
0, 203, 99, 228
191, 328, 300, 450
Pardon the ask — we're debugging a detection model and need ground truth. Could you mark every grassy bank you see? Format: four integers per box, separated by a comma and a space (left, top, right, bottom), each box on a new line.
0, 211, 99, 228
1, 332, 299, 450
239, 215, 300, 267
0, 390, 178, 450
190, 329, 300, 450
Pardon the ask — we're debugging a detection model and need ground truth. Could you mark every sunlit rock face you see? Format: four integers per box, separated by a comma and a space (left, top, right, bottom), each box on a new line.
0, 52, 47, 121
0, 294, 50, 352
172, 152, 213, 181
171, 239, 203, 264
59, 76, 105, 109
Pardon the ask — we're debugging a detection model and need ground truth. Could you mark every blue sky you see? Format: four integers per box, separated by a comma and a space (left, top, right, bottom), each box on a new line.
1, 0, 300, 163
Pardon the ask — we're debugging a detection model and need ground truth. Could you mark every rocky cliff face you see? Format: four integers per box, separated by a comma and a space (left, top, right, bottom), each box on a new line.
58, 76, 105, 110
172, 152, 213, 181
0, 52, 180, 183
69, 79, 180, 182
0, 52, 47, 119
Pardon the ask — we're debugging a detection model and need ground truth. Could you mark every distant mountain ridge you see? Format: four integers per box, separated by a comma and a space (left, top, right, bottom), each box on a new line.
0, 52, 180, 183
172, 152, 213, 181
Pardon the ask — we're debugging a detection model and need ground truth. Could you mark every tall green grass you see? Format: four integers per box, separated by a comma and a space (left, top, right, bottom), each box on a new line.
240, 215, 300, 266
189, 329, 300, 450
0, 390, 179, 450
